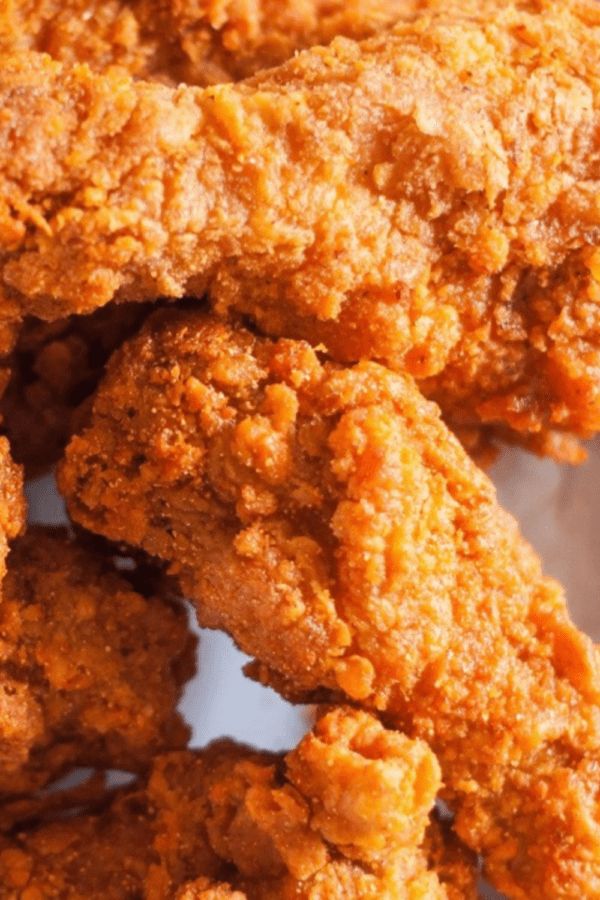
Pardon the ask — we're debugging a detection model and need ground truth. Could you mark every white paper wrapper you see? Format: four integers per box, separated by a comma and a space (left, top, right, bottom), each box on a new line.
26, 442, 600, 899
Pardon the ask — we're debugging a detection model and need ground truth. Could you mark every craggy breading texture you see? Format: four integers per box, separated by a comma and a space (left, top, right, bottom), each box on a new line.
0, 708, 477, 899
59, 310, 600, 899
0, 436, 25, 583
0, 0, 454, 478
2, 2, 572, 475
0, 0, 403, 480
2, 304, 584, 479
0, 527, 194, 798
2, 309, 585, 477
0, 303, 152, 474
2, 2, 600, 444
0, 0, 425, 87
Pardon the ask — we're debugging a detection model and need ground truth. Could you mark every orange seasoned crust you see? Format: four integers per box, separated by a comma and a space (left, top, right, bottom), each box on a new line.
0, 2, 526, 477
1, 2, 600, 442
0, 0, 425, 86
0, 527, 194, 798
0, 709, 476, 898
59, 310, 600, 898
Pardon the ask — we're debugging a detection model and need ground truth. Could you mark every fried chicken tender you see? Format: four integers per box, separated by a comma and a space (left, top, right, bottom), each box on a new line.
0, 0, 425, 87
0, 527, 194, 798
59, 310, 600, 898
0, 0, 546, 89
0, 708, 477, 899
2, 1, 600, 443
0, 304, 152, 474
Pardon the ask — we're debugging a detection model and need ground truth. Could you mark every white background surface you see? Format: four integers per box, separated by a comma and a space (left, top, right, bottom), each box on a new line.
26, 439, 600, 898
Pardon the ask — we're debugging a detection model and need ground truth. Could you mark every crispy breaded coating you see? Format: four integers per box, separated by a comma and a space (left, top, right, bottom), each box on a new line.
4, 3, 575, 476
59, 310, 600, 898
0, 304, 152, 474
0, 527, 194, 798
0, 0, 424, 87
0, 436, 24, 583
2, 307, 585, 478
0, 0, 546, 88
0, 708, 476, 899
0, 1, 454, 477
0, 0, 410, 478
2, 2, 600, 443
0, 794, 154, 898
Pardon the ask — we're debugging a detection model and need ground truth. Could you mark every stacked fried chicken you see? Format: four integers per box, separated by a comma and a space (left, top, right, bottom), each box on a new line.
0, 1, 598, 898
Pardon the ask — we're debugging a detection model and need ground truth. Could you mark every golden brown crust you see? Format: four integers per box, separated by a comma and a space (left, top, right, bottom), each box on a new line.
59, 309, 600, 897
1, 3, 600, 442
0, 0, 436, 477
0, 527, 194, 798
1, 0, 571, 89
2, 310, 585, 478
2, 1, 571, 470
0, 709, 472, 899
0, 795, 155, 899
0, 0, 423, 87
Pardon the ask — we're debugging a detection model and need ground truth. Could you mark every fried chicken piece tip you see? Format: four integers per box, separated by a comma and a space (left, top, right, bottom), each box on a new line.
0, 527, 194, 798
58, 309, 600, 898
0, 708, 477, 898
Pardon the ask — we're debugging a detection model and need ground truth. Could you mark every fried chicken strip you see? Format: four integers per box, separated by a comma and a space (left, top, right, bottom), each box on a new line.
2, 1, 600, 442
0, 527, 194, 798
0, 303, 530, 478
0, 708, 477, 899
59, 310, 600, 898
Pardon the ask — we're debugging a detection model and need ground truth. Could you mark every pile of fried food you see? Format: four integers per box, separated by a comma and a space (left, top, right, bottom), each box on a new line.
0, 0, 598, 897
